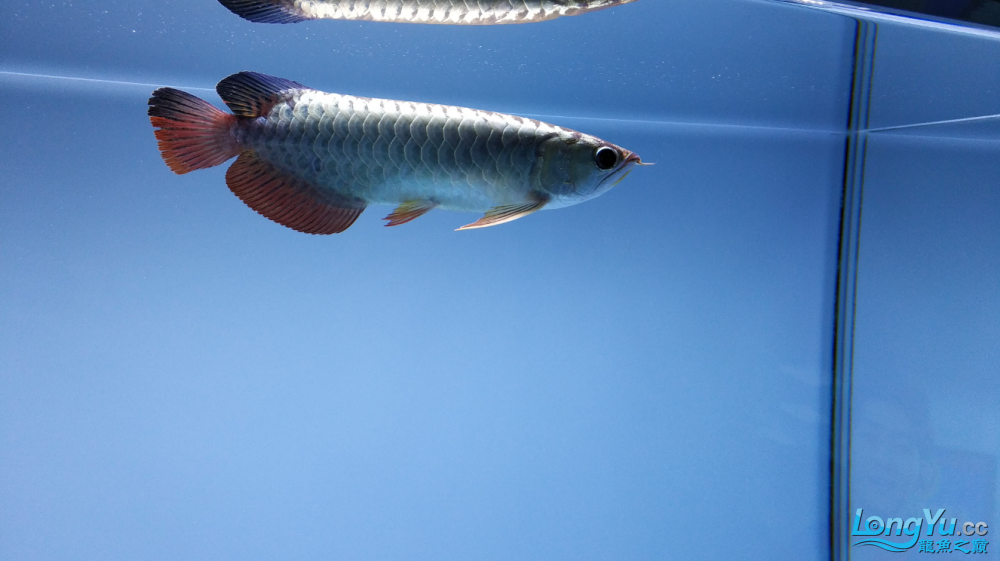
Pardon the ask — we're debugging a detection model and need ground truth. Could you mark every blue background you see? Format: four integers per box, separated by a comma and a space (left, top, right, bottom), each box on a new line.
1, 1, 997, 559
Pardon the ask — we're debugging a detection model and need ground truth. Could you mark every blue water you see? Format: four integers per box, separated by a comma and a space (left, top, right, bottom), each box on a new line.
0, 1, 997, 560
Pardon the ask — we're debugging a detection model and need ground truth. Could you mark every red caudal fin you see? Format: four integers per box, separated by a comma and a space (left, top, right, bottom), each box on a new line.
148, 88, 240, 175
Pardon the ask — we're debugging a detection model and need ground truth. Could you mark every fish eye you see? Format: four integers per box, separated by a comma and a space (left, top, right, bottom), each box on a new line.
594, 147, 620, 170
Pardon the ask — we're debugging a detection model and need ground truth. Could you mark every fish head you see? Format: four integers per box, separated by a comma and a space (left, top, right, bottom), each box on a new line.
536, 132, 642, 207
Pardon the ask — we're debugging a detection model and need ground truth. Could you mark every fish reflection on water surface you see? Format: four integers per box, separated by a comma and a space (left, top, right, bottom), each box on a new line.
147, 72, 645, 234
218, 0, 640, 24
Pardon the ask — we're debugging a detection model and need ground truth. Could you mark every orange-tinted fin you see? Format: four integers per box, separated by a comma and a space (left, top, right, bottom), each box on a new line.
225, 152, 366, 235
216, 71, 307, 118
216, 0, 309, 24
456, 199, 547, 231
148, 88, 240, 175
383, 200, 437, 227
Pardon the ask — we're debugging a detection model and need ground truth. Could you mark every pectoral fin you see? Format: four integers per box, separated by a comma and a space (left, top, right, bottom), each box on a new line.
456, 199, 547, 231
383, 200, 437, 227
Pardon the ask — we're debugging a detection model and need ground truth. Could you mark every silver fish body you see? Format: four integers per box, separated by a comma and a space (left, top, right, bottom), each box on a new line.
237, 88, 632, 212
149, 72, 642, 234
218, 0, 640, 24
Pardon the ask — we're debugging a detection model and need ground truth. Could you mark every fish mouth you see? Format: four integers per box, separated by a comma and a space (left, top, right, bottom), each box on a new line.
586, 0, 644, 10
626, 151, 655, 167
601, 152, 653, 185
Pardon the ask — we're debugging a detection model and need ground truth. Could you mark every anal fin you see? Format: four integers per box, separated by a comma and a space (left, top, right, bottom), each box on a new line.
225, 152, 365, 235
383, 200, 437, 227
456, 199, 547, 231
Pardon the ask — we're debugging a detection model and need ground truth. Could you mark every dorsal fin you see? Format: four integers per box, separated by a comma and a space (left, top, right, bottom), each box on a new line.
216, 71, 307, 117
225, 152, 365, 234
216, 0, 309, 24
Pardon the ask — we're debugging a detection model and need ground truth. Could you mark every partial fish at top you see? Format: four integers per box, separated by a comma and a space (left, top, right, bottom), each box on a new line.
218, 0, 640, 24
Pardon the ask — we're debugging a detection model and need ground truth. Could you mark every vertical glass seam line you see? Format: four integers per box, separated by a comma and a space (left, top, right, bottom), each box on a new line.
831, 17, 877, 561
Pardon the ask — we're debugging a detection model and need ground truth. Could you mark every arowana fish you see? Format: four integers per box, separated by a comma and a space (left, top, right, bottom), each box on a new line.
217, 0, 640, 24
148, 71, 644, 234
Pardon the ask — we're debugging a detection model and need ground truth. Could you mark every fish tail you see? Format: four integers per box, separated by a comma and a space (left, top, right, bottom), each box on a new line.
148, 88, 240, 175
216, 0, 308, 23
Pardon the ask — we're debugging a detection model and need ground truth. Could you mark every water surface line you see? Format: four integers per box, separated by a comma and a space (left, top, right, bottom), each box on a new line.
864, 113, 1000, 133
0, 70, 215, 93
1, 70, 838, 135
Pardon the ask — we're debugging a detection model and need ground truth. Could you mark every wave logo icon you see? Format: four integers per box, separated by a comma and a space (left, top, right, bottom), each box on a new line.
852, 509, 924, 552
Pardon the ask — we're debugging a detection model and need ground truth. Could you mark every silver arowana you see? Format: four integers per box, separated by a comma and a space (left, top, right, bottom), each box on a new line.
148, 72, 645, 234
217, 0, 640, 24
